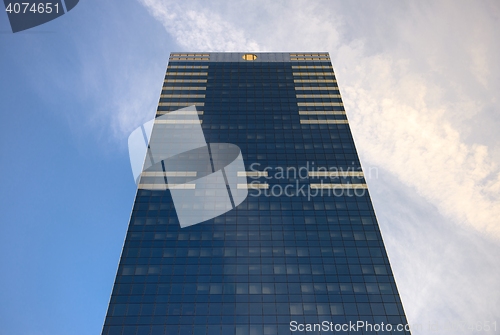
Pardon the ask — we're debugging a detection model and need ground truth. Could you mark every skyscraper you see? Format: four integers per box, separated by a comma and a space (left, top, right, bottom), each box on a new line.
101, 52, 411, 335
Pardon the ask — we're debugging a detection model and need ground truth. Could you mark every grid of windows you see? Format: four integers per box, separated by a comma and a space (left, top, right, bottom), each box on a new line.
290, 53, 331, 62
101, 53, 411, 335
169, 53, 210, 62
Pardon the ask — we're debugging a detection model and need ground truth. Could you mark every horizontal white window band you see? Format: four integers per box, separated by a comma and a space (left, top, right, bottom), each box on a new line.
158, 111, 203, 115
141, 172, 197, 177
167, 66, 208, 69
291, 55, 330, 59
300, 120, 348, 124
297, 102, 344, 106
237, 183, 269, 189
294, 79, 337, 83
290, 59, 330, 62
308, 171, 364, 177
165, 72, 208, 76
292, 66, 333, 69
162, 87, 207, 90
237, 171, 269, 177
158, 102, 205, 106
160, 94, 206, 98
298, 111, 345, 115
290, 53, 329, 56
138, 184, 196, 190
297, 102, 343, 107
156, 111, 204, 115
293, 72, 335, 76
295, 87, 339, 91
296, 94, 341, 98
164, 79, 207, 83
154, 120, 203, 124
310, 184, 368, 189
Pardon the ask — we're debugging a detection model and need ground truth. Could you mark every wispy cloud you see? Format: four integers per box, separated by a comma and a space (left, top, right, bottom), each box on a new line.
370, 170, 500, 333
138, 0, 261, 51
341, 50, 500, 239
69, 2, 169, 144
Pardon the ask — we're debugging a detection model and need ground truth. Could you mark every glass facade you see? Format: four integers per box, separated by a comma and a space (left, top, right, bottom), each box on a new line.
101, 52, 411, 335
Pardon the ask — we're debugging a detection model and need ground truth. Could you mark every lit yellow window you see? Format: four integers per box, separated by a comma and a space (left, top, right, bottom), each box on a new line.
242, 54, 258, 61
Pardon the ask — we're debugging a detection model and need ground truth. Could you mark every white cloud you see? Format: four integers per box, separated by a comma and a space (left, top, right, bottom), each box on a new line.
340, 50, 500, 239
138, 0, 261, 51
68, 2, 169, 143
370, 170, 500, 334
77, 53, 162, 142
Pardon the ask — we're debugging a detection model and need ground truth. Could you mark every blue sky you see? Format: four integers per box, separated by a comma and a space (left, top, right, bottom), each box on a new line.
1, 1, 499, 334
